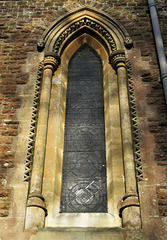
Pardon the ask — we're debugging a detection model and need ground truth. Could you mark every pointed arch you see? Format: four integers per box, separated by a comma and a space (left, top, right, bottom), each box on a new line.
37, 7, 133, 54
61, 43, 107, 213
25, 7, 142, 230
42, 33, 124, 228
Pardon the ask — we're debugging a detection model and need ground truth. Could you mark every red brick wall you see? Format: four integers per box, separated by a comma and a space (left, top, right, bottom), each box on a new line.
0, 0, 167, 239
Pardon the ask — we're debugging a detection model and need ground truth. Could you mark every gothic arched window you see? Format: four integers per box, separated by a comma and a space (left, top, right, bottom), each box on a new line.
24, 8, 142, 231
61, 44, 107, 213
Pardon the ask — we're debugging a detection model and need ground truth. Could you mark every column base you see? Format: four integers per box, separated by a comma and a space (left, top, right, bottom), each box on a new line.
119, 193, 141, 229
25, 194, 47, 230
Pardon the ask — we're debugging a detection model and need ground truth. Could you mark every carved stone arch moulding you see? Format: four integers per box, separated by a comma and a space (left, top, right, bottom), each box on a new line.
25, 7, 142, 231
37, 7, 133, 54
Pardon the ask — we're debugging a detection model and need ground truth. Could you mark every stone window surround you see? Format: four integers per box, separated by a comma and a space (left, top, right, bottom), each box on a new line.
24, 7, 141, 230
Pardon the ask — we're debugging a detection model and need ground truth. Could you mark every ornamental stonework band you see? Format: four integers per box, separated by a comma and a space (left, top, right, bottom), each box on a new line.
44, 52, 61, 73
109, 50, 126, 70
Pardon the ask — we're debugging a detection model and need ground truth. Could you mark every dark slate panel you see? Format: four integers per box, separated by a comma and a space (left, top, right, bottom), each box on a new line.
61, 44, 107, 213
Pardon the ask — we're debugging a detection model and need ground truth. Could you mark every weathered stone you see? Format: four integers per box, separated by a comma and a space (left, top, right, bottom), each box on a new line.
0, 1, 167, 240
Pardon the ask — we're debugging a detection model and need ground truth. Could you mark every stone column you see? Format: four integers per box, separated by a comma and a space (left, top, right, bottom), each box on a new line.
109, 50, 141, 229
25, 52, 61, 230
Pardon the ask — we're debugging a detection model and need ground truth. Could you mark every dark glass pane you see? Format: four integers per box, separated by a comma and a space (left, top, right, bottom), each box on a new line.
61, 44, 107, 213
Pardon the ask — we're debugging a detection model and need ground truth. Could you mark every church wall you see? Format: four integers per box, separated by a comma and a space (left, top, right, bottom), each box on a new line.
0, 0, 167, 239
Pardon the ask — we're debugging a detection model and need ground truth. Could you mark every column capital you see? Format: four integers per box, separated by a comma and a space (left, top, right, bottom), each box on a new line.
109, 50, 125, 71
44, 52, 61, 73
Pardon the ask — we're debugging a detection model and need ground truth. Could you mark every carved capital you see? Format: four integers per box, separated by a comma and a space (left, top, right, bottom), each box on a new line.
119, 192, 140, 217
109, 50, 125, 71
44, 52, 61, 73
27, 193, 47, 216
